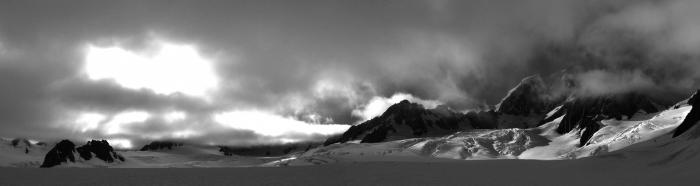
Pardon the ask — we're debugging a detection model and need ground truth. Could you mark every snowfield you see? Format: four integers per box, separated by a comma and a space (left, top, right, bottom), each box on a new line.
0, 138, 49, 167
3, 144, 700, 186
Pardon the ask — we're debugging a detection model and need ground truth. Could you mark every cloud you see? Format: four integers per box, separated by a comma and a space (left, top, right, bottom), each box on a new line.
84, 40, 219, 98
595, 0, 700, 54
214, 110, 349, 137
573, 70, 655, 96
351, 93, 442, 123
2, 0, 700, 146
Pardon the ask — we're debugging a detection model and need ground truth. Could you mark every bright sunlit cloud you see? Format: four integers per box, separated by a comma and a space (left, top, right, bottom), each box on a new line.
214, 110, 350, 136
163, 111, 187, 123
351, 93, 442, 123
104, 111, 151, 135
75, 112, 107, 132
84, 41, 218, 98
106, 138, 133, 149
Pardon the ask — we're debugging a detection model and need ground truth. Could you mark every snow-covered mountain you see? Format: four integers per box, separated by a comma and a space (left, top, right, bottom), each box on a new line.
273, 87, 696, 165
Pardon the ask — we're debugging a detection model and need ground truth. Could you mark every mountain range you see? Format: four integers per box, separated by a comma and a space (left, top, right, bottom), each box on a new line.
2, 73, 700, 169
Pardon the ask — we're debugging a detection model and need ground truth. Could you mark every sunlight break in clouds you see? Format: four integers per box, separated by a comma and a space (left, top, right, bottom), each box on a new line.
214, 110, 350, 137
163, 111, 187, 123
106, 138, 134, 149
84, 41, 219, 98
75, 112, 107, 132
103, 111, 151, 135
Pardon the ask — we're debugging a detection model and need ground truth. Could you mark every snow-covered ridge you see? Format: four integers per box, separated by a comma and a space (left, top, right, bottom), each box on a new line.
276, 90, 700, 165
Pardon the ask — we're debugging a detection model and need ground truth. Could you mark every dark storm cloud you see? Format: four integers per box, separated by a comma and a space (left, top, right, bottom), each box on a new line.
1, 0, 699, 145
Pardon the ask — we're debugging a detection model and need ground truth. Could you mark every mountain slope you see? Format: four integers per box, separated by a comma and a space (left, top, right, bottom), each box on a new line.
496, 75, 559, 116
324, 100, 472, 145
542, 92, 662, 147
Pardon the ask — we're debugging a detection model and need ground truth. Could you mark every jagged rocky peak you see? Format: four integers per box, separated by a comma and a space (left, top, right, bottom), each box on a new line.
76, 140, 125, 163
673, 89, 700, 138
40, 140, 77, 168
545, 92, 662, 147
140, 141, 184, 151
40, 139, 124, 168
496, 74, 559, 116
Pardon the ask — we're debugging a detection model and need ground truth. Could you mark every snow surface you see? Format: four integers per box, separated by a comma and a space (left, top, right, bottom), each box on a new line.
3, 144, 700, 186
0, 139, 49, 167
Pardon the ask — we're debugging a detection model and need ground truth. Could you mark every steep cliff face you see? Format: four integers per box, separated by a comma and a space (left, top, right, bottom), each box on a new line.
494, 74, 573, 129
673, 90, 700, 138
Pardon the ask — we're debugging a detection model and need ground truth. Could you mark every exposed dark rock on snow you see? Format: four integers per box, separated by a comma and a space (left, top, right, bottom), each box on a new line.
76, 140, 124, 162
40, 140, 76, 168
40, 139, 124, 168
545, 93, 661, 147
11, 138, 31, 148
673, 90, 700, 138
140, 141, 183, 151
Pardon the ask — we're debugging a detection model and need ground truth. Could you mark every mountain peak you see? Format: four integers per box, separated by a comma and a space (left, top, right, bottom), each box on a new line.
40, 140, 76, 168
384, 100, 423, 113
496, 74, 556, 116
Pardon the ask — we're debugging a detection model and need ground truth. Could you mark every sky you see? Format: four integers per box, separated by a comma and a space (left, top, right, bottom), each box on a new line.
1, 0, 700, 148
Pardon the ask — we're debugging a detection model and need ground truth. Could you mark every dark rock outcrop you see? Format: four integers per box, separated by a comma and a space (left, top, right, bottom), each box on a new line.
76, 140, 124, 162
673, 90, 700, 138
41, 139, 124, 168
11, 138, 31, 147
40, 140, 77, 168
545, 93, 660, 147
220, 142, 322, 156
140, 141, 183, 151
